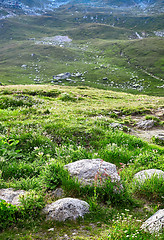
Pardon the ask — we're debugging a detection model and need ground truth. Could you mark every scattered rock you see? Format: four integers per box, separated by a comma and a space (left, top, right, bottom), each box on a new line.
134, 169, 164, 183
75, 72, 83, 77
136, 120, 155, 129
64, 159, 120, 185
110, 122, 123, 129
53, 72, 71, 80
43, 198, 89, 221
155, 133, 164, 141
103, 77, 108, 80
21, 64, 27, 68
0, 188, 26, 206
48, 228, 55, 231
141, 209, 164, 233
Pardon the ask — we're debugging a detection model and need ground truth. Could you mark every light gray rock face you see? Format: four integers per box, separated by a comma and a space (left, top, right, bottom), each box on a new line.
136, 120, 155, 129
0, 188, 26, 206
64, 159, 120, 185
141, 209, 164, 233
43, 198, 89, 221
134, 169, 164, 183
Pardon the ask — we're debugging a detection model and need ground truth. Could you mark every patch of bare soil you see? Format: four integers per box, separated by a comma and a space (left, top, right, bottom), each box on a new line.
130, 108, 164, 143
130, 128, 164, 142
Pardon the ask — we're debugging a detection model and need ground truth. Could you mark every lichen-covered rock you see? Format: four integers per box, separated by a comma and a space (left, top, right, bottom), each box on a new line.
43, 198, 89, 221
136, 120, 155, 129
134, 169, 164, 183
0, 188, 26, 206
141, 209, 164, 233
64, 159, 120, 185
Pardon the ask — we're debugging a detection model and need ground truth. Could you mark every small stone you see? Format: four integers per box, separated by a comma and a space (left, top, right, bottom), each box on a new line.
48, 228, 55, 231
110, 122, 123, 129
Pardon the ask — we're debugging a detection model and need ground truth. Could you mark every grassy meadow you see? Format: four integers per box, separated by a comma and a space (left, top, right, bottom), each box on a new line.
0, 3, 164, 239
0, 85, 163, 239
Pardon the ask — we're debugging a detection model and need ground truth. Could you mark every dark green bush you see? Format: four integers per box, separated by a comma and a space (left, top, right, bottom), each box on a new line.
42, 162, 67, 190
1, 162, 40, 180
0, 200, 19, 230
19, 190, 45, 217
132, 175, 164, 202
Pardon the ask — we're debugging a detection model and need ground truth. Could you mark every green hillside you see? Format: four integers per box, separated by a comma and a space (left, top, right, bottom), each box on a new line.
0, 7, 164, 96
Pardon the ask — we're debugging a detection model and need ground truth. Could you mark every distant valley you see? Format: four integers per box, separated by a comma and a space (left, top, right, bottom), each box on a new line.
0, 0, 164, 96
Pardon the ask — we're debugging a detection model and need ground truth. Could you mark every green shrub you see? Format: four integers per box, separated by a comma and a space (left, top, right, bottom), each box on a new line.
0, 200, 19, 230
62, 173, 133, 206
152, 136, 164, 146
19, 190, 45, 217
13, 177, 42, 191
99, 143, 132, 165
132, 175, 164, 202
41, 161, 67, 190
58, 92, 77, 102
1, 162, 40, 180
0, 137, 22, 162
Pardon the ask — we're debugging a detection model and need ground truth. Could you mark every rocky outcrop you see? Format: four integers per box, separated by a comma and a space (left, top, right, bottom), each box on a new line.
43, 198, 89, 221
134, 169, 164, 183
141, 209, 164, 233
64, 159, 120, 185
0, 188, 26, 206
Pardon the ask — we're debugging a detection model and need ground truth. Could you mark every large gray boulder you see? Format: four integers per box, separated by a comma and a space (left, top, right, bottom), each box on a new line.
64, 159, 120, 185
136, 120, 155, 129
134, 169, 164, 183
43, 198, 89, 221
0, 188, 26, 206
141, 209, 164, 233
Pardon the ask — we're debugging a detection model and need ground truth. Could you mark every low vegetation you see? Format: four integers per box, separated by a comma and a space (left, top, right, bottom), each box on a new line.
0, 85, 163, 239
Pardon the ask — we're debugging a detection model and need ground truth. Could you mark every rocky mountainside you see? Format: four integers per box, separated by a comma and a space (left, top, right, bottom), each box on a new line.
0, 0, 163, 10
